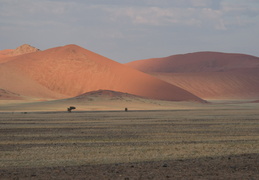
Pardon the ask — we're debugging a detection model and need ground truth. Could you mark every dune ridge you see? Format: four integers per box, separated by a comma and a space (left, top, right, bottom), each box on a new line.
75, 89, 143, 99
0, 44, 40, 64
126, 52, 259, 100
127, 52, 259, 73
9, 44, 40, 56
0, 44, 204, 102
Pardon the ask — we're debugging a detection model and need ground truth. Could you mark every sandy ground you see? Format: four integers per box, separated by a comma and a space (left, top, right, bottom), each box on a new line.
0, 93, 208, 112
1, 154, 258, 179
0, 102, 259, 179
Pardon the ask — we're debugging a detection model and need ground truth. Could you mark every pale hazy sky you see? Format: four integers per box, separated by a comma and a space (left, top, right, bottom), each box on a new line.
0, 0, 259, 63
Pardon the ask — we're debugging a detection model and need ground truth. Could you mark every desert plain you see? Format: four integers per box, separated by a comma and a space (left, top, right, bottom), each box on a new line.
0, 99, 259, 179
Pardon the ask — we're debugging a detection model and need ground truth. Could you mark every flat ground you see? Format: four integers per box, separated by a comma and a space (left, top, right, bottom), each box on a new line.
0, 103, 259, 179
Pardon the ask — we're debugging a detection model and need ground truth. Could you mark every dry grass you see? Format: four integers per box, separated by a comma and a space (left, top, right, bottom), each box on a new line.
0, 104, 259, 169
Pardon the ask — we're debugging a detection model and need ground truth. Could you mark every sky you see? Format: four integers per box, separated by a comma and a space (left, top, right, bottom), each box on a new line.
0, 0, 259, 63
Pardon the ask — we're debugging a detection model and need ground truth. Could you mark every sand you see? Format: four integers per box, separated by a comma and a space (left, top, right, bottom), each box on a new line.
150, 70, 259, 100
0, 102, 258, 179
0, 44, 203, 102
126, 52, 259, 100
0, 90, 207, 112
1, 154, 258, 179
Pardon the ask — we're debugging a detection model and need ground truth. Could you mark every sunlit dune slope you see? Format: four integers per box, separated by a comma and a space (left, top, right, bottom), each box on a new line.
0, 89, 23, 100
0, 44, 40, 64
126, 52, 259, 99
0, 65, 66, 99
0, 49, 13, 55
0, 49, 13, 62
0, 44, 204, 102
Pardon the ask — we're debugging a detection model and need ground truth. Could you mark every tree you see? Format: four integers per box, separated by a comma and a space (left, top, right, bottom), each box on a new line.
67, 106, 76, 112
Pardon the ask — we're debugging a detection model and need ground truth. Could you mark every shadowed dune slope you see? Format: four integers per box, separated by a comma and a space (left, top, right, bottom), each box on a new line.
75, 89, 144, 100
0, 45, 204, 102
126, 52, 259, 99
0, 90, 206, 112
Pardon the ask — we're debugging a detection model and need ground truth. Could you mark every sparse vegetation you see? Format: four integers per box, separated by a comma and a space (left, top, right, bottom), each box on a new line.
67, 106, 76, 112
1, 107, 259, 167
0, 104, 258, 179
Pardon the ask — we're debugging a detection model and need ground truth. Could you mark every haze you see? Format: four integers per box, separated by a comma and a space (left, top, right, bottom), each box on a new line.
1, 0, 259, 63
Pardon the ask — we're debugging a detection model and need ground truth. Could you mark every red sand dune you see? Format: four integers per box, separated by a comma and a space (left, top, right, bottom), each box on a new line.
0, 49, 13, 56
126, 52, 259, 100
9, 44, 40, 56
0, 64, 66, 99
0, 88, 23, 100
0, 49, 13, 62
0, 44, 40, 64
0, 44, 204, 102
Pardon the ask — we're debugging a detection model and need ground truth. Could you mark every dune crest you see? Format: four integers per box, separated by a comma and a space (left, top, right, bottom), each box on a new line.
75, 89, 144, 100
0, 44, 204, 102
127, 52, 259, 73
0, 44, 40, 64
10, 44, 40, 56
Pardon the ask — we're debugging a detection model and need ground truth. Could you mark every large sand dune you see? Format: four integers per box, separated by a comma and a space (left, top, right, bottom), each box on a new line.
127, 52, 259, 99
0, 45, 204, 102
0, 89, 23, 100
0, 49, 13, 63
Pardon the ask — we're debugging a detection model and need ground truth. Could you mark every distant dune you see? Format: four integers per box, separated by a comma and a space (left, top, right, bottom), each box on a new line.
66, 89, 166, 110
0, 44, 204, 102
0, 44, 40, 64
126, 52, 259, 73
9, 44, 40, 56
75, 89, 144, 100
0, 89, 207, 112
126, 52, 259, 100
